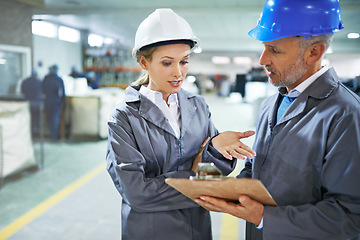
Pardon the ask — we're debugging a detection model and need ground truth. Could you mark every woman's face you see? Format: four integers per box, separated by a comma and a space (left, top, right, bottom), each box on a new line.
139, 44, 191, 101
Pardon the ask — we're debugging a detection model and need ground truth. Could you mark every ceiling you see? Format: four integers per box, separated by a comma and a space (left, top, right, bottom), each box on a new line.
24, 0, 360, 57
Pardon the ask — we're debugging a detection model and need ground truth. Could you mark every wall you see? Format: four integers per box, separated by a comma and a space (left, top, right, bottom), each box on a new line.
189, 58, 253, 84
0, 0, 82, 83
189, 51, 360, 81
32, 35, 83, 79
0, 0, 33, 49
0, 0, 33, 95
327, 53, 360, 79
189, 52, 260, 84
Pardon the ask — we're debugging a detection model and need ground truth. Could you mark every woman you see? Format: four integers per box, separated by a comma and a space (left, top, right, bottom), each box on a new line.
106, 8, 255, 240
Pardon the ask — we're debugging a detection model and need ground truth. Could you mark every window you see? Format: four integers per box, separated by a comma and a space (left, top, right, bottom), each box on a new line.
0, 44, 31, 95
31, 21, 57, 38
59, 26, 80, 43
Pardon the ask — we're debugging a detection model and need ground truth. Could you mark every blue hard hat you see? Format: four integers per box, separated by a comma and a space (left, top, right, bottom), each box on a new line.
248, 0, 344, 42
49, 64, 59, 73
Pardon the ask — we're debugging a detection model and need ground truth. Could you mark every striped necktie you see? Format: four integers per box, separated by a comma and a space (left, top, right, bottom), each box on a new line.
276, 96, 297, 123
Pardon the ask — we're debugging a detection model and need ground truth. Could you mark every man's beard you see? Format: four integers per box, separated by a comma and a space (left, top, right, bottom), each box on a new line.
267, 55, 307, 88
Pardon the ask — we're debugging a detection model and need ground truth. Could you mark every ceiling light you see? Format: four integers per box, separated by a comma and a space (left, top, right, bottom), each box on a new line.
0, 59, 6, 64
347, 33, 360, 39
59, 26, 80, 43
88, 33, 103, 47
193, 47, 202, 54
104, 38, 115, 45
212, 56, 230, 65
326, 48, 333, 54
186, 76, 196, 83
233, 57, 252, 65
32, 21, 57, 38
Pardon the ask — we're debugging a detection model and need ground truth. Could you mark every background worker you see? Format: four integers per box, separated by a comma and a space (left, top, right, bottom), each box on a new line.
42, 64, 66, 141
21, 69, 42, 136
196, 0, 360, 239
106, 8, 255, 240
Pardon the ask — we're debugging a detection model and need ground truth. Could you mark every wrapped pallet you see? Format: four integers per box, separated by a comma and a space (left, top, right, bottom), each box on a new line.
68, 88, 125, 139
0, 99, 36, 179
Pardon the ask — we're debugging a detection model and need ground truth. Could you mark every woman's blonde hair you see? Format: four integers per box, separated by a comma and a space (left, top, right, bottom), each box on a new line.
131, 47, 156, 86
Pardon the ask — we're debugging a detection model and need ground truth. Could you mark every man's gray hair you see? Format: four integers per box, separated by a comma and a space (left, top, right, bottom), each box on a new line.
296, 33, 334, 58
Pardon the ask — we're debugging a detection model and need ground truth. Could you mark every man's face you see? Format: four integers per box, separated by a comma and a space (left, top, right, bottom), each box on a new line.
259, 37, 308, 90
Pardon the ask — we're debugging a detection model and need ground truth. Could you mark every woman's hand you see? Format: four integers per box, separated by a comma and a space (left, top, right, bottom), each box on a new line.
212, 131, 256, 160
191, 137, 210, 173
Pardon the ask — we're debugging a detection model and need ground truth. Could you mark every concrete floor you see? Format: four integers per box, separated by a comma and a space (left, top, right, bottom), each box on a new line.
0, 90, 266, 240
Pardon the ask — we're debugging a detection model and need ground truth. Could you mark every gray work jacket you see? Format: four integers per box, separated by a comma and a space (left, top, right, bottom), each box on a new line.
106, 86, 236, 240
240, 68, 360, 240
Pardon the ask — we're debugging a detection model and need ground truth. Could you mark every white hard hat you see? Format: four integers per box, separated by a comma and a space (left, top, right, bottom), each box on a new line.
132, 8, 200, 58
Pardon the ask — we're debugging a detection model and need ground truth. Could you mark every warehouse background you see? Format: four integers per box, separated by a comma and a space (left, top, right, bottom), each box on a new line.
0, 0, 360, 239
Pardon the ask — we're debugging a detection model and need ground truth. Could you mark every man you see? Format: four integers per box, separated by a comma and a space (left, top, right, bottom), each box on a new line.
21, 69, 42, 135
196, 0, 360, 239
42, 64, 66, 141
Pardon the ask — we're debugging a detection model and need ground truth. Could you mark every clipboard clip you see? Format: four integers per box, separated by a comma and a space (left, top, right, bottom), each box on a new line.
190, 162, 224, 180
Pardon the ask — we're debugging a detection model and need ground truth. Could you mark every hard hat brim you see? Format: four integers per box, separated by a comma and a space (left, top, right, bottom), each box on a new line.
132, 38, 199, 58
139, 39, 196, 52
248, 25, 294, 42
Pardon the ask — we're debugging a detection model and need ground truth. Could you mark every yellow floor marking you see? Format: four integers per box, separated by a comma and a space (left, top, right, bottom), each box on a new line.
220, 213, 239, 240
0, 163, 105, 240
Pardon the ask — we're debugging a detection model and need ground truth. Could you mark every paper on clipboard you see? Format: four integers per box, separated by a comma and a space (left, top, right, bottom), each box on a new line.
165, 177, 277, 206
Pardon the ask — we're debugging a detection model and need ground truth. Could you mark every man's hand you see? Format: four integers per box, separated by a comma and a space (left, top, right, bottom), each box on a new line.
195, 195, 264, 226
212, 131, 256, 160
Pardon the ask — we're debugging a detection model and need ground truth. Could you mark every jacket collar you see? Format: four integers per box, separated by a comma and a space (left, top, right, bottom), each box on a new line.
124, 86, 197, 138
269, 67, 339, 127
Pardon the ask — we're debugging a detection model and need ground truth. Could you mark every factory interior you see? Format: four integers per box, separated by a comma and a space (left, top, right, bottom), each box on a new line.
0, 0, 360, 239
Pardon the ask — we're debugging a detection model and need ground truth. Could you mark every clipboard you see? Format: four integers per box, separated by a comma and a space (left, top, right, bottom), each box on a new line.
165, 177, 277, 206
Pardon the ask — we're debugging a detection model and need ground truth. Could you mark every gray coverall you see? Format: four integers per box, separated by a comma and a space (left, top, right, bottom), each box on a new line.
107, 86, 236, 240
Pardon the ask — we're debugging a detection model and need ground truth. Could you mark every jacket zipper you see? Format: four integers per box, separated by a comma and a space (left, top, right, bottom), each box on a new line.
176, 139, 182, 170
258, 125, 273, 179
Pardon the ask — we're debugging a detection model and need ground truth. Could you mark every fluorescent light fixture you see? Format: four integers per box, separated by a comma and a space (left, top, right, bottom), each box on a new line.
32, 21, 58, 38
0, 59, 6, 64
186, 76, 196, 83
104, 37, 115, 45
212, 56, 230, 65
347, 33, 360, 39
233, 57, 252, 65
58, 26, 80, 42
193, 47, 202, 54
326, 48, 333, 54
88, 33, 103, 47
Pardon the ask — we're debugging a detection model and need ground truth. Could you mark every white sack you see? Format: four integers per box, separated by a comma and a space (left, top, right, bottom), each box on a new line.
0, 101, 36, 178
